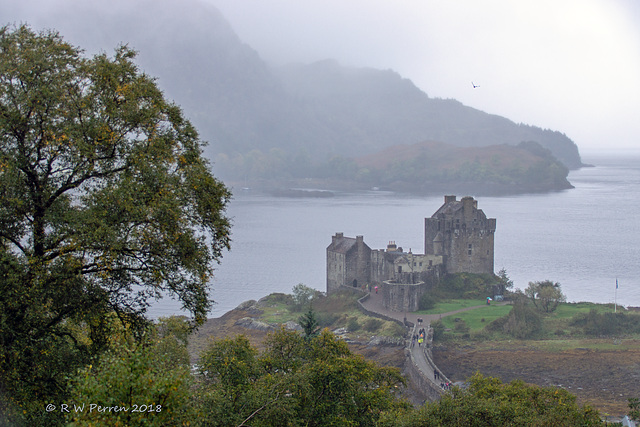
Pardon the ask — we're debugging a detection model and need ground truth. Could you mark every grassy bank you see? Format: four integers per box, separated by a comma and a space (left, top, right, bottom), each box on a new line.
254, 289, 405, 338
422, 298, 634, 342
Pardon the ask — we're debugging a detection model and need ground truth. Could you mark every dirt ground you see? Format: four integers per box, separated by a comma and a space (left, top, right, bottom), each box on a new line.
433, 340, 640, 418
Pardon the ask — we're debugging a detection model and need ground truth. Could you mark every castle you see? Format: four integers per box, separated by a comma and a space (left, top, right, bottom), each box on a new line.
326, 195, 496, 312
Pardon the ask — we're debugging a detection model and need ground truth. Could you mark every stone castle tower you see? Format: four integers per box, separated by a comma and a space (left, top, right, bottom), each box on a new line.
326, 233, 371, 294
424, 195, 496, 274
327, 195, 496, 310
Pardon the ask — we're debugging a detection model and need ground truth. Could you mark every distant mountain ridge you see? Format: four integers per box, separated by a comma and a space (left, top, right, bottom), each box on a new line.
7, 0, 585, 186
275, 59, 583, 169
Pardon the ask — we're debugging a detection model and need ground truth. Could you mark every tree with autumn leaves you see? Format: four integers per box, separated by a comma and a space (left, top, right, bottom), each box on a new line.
0, 25, 230, 425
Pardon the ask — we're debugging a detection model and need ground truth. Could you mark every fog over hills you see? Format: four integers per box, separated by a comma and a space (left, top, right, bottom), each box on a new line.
5, 0, 584, 186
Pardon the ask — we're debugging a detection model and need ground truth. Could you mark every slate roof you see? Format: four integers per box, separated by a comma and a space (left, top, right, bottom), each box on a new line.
432, 200, 463, 217
327, 236, 357, 254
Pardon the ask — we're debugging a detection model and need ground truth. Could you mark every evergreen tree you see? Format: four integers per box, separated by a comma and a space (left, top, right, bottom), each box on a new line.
298, 307, 320, 339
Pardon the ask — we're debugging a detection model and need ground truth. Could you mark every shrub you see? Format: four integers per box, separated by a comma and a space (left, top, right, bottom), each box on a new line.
418, 293, 437, 310
263, 292, 294, 305
503, 301, 542, 339
315, 312, 339, 328
485, 315, 508, 332
436, 273, 498, 299
388, 323, 407, 338
570, 309, 640, 336
67, 332, 194, 426
431, 320, 445, 341
486, 293, 542, 339
347, 317, 361, 331
454, 319, 470, 334
363, 318, 383, 332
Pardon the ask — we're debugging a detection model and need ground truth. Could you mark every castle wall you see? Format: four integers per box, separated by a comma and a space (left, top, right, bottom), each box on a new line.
327, 234, 371, 293
424, 196, 496, 275
326, 249, 346, 294
370, 249, 396, 284
381, 265, 443, 312
393, 254, 443, 280
354, 236, 371, 286
446, 227, 495, 274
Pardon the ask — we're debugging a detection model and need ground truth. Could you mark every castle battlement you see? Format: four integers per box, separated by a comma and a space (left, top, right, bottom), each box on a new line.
327, 195, 496, 312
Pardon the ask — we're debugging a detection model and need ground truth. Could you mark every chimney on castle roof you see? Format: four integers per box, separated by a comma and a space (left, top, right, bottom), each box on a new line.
444, 195, 457, 204
332, 232, 344, 244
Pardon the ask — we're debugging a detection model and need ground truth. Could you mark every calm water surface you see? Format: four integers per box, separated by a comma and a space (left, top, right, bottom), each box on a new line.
150, 155, 640, 318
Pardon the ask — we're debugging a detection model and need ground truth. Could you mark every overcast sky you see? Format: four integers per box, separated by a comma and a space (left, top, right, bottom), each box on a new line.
210, 0, 640, 154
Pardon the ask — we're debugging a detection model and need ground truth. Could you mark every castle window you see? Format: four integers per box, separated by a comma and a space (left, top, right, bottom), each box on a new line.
468, 243, 473, 256
419, 262, 423, 267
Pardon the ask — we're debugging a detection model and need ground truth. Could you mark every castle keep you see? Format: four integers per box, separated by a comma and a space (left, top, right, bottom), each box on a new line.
424, 195, 496, 274
326, 195, 496, 311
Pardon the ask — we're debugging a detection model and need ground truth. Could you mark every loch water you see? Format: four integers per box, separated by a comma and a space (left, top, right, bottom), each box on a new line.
150, 154, 640, 318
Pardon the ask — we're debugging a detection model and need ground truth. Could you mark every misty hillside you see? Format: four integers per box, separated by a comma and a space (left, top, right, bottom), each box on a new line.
6, 0, 584, 186
275, 60, 582, 169
352, 140, 573, 195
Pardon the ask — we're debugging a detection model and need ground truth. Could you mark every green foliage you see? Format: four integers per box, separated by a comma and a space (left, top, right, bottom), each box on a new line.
570, 309, 640, 336
298, 308, 321, 339
453, 318, 470, 334
418, 292, 438, 310
431, 320, 446, 341
199, 335, 261, 402
348, 140, 572, 194
629, 397, 640, 422
487, 294, 543, 339
347, 316, 361, 332
380, 373, 603, 427
440, 304, 513, 337
496, 268, 514, 295
291, 283, 318, 311
66, 319, 195, 426
525, 280, 566, 313
314, 311, 340, 328
0, 25, 230, 423
196, 329, 408, 426
363, 317, 383, 332
436, 273, 499, 299
388, 322, 407, 337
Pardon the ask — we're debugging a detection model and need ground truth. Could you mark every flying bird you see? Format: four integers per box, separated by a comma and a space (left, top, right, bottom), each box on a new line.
472, 82, 480, 88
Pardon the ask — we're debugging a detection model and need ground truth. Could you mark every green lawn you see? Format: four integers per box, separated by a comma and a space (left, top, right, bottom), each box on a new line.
439, 304, 513, 332
416, 299, 490, 315
552, 301, 614, 319
432, 299, 632, 339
